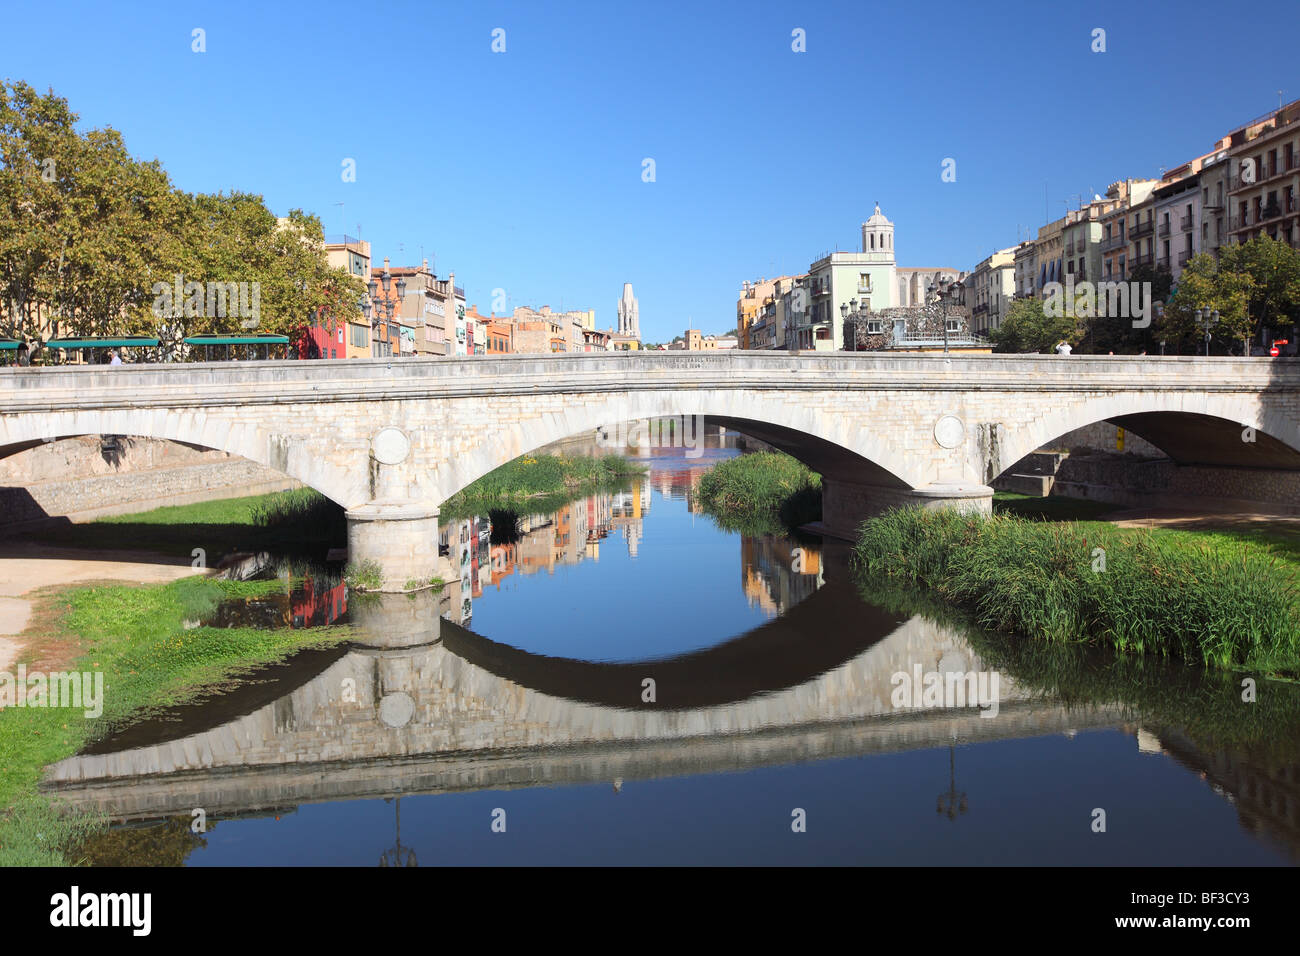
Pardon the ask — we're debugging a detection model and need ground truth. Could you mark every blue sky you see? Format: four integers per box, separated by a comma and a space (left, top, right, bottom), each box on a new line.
2, 0, 1295, 342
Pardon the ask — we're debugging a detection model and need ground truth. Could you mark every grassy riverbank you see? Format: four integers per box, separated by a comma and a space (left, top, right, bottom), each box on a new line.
695, 452, 821, 535
853, 507, 1300, 676
21, 488, 345, 561
0, 575, 352, 865
441, 453, 645, 518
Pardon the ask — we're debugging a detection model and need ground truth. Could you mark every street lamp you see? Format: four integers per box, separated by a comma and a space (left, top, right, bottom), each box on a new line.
1196, 307, 1219, 357
929, 282, 951, 355
936, 741, 968, 821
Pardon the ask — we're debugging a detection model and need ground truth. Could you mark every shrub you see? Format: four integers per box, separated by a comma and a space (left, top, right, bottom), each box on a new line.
853, 507, 1300, 674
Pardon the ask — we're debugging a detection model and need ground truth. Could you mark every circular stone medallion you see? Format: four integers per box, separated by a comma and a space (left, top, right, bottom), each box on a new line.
934, 415, 966, 449
379, 691, 416, 728
373, 427, 411, 465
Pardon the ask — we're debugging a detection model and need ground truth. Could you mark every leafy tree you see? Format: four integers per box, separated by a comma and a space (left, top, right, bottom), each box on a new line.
1162, 253, 1252, 354
989, 296, 1076, 353
1220, 235, 1300, 344
0, 80, 365, 359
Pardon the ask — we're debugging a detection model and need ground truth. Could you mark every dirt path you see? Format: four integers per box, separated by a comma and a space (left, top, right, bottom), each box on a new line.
0, 542, 202, 670
1100, 508, 1300, 533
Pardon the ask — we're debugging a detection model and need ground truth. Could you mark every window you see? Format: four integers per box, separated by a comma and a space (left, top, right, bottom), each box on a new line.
867, 319, 882, 334
350, 324, 369, 348
946, 318, 961, 333
337, 328, 344, 344
858, 273, 872, 293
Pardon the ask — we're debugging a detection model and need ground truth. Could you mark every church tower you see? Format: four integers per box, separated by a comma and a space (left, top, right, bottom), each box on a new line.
861, 202, 896, 263
617, 283, 640, 338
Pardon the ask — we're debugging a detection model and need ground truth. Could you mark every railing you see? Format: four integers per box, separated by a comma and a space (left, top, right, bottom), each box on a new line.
1180, 214, 1193, 231
1131, 219, 1154, 238
1156, 256, 1170, 271
1203, 194, 1224, 209
1158, 222, 1170, 237
1178, 251, 1191, 267
1101, 234, 1127, 252
1131, 252, 1154, 268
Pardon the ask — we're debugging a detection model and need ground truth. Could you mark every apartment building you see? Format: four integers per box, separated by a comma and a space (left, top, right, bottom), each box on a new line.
323, 235, 372, 358
1226, 97, 1300, 249
1152, 171, 1200, 281
968, 247, 1016, 334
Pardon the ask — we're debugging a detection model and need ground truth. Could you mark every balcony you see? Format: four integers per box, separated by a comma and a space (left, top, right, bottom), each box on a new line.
1064, 242, 1076, 256
1131, 219, 1154, 238
1131, 252, 1154, 269
1178, 250, 1191, 267
1156, 256, 1170, 271
1101, 234, 1127, 252
1203, 194, 1225, 210
1180, 214, 1193, 231
1158, 221, 1170, 237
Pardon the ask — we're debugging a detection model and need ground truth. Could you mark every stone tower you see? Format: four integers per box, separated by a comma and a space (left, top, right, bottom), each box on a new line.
860, 202, 896, 263
617, 283, 640, 338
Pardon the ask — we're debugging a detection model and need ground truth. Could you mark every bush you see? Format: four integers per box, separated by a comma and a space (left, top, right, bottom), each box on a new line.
853, 507, 1300, 674
696, 452, 821, 534
442, 453, 645, 515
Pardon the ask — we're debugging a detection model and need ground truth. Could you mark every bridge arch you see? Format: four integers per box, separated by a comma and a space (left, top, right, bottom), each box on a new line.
0, 408, 358, 508
431, 388, 917, 503
999, 391, 1300, 477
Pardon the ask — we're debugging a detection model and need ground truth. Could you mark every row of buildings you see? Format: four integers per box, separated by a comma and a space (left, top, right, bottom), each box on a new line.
736, 203, 967, 352
301, 236, 645, 359
739, 95, 1300, 348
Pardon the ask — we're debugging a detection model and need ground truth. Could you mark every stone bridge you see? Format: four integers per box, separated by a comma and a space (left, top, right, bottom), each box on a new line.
42, 590, 1126, 820
3, 353, 1297, 586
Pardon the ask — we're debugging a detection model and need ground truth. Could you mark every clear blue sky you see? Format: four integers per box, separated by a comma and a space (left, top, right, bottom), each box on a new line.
2, 0, 1295, 342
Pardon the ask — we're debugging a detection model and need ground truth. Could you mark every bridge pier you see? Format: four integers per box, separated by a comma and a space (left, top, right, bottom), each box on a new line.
345, 502, 440, 593
820, 479, 993, 541
349, 592, 442, 649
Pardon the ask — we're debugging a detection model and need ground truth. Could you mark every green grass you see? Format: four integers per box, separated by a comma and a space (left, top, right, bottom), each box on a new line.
344, 559, 382, 591
22, 489, 345, 561
441, 453, 645, 517
0, 575, 352, 866
695, 452, 822, 535
852, 506, 1300, 676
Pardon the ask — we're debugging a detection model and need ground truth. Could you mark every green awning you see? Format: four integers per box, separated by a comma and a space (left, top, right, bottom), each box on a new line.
47, 337, 159, 348
184, 335, 289, 345
0, 340, 22, 350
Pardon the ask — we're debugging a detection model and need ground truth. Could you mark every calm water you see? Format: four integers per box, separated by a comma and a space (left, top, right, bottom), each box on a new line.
49, 438, 1300, 865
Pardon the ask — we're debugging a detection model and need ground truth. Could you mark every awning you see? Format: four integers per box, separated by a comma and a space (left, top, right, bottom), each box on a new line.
0, 340, 22, 350
46, 337, 160, 348
183, 335, 290, 345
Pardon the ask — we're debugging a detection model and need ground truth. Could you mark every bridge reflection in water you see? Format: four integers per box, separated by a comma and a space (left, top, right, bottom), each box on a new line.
45, 577, 1125, 821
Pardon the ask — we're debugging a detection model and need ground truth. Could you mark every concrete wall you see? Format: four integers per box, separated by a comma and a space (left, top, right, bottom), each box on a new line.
1052, 454, 1300, 515
0, 436, 297, 530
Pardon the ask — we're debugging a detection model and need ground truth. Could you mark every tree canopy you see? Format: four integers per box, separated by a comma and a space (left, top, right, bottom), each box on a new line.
988, 296, 1077, 353
0, 80, 364, 356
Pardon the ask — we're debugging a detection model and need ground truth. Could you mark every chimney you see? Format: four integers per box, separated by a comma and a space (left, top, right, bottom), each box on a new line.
422, 257, 429, 272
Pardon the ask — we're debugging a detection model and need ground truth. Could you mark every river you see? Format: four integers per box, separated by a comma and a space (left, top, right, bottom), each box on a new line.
46, 432, 1300, 865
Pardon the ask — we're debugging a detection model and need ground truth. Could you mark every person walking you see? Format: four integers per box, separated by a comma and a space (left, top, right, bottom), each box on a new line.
109, 350, 122, 365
